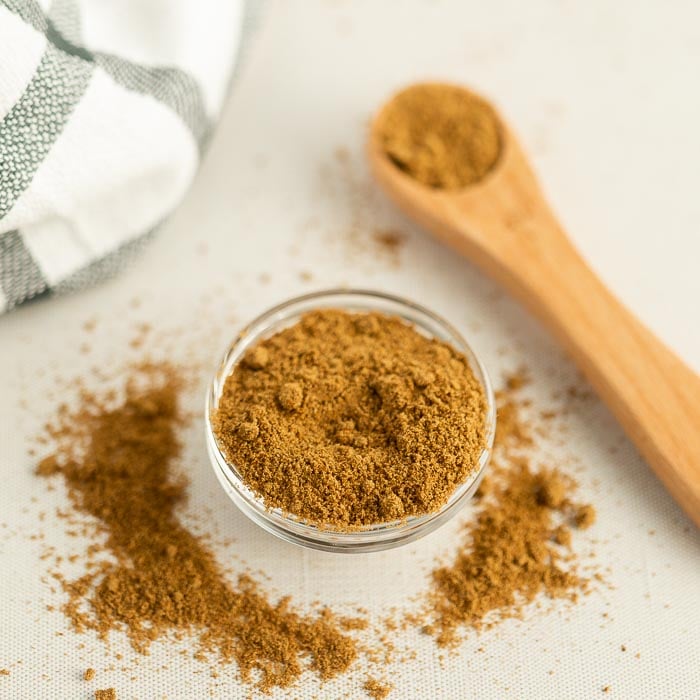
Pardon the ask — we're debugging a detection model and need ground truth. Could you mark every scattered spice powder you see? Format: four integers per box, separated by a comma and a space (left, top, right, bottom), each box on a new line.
574, 503, 597, 529
316, 146, 406, 269
37, 362, 360, 693
95, 690, 116, 700
421, 372, 596, 647
372, 228, 406, 265
372, 228, 404, 251
33, 322, 601, 697
84, 667, 95, 681
212, 309, 487, 527
363, 676, 393, 699
377, 83, 502, 189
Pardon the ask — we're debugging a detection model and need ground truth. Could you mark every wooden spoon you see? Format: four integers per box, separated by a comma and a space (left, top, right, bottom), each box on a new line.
368, 83, 700, 527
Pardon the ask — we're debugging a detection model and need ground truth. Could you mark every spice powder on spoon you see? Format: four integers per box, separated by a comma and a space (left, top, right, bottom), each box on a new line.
376, 82, 502, 189
212, 309, 488, 528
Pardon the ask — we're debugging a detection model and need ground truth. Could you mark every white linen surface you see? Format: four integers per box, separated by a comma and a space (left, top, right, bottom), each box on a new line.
1, 1, 698, 698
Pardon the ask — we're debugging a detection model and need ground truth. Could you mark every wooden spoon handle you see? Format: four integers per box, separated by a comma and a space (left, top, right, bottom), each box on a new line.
460, 207, 700, 526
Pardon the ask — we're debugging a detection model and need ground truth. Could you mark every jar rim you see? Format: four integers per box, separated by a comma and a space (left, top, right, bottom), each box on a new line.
205, 289, 496, 553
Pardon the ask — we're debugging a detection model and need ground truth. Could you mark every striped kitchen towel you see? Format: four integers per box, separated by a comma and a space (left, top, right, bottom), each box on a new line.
0, 0, 252, 314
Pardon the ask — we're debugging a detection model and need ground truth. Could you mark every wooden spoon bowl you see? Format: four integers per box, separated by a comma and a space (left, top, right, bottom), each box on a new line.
368, 83, 700, 527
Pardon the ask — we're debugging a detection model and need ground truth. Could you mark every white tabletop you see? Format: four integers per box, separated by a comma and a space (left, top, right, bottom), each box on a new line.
1, 1, 699, 698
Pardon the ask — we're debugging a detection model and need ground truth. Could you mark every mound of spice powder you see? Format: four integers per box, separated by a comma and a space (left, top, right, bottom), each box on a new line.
376, 82, 502, 189
212, 309, 487, 528
36, 362, 359, 692
422, 373, 597, 647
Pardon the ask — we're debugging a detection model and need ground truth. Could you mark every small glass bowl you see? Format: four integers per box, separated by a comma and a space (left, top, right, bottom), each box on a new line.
205, 289, 496, 553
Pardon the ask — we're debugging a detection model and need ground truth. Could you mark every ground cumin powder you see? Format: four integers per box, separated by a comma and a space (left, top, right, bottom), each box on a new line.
212, 309, 487, 527
376, 83, 502, 189
94, 689, 116, 700
363, 676, 393, 699
421, 372, 596, 647
37, 362, 359, 692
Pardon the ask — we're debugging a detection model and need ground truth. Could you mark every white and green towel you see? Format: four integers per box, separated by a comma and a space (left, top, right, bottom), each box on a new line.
0, 0, 250, 313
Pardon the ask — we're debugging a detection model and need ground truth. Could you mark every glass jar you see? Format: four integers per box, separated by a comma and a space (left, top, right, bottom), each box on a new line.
205, 289, 496, 553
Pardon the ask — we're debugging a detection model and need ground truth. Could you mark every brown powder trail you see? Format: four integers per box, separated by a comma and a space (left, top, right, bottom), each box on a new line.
38, 362, 359, 693
422, 372, 596, 647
